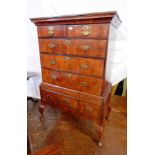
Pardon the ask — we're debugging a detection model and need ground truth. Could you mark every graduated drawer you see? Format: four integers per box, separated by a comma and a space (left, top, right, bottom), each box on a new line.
40, 88, 78, 109
67, 24, 109, 39
42, 69, 103, 96
37, 25, 66, 37
40, 88, 101, 121
39, 38, 107, 58
41, 54, 104, 78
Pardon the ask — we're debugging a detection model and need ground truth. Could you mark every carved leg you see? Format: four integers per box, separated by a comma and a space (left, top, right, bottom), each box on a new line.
39, 104, 46, 124
106, 93, 112, 120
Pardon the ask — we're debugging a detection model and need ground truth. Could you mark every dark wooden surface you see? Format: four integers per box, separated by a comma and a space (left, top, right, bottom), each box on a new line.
31, 11, 121, 146
39, 38, 107, 58
40, 54, 104, 78
42, 69, 104, 96
31, 11, 121, 27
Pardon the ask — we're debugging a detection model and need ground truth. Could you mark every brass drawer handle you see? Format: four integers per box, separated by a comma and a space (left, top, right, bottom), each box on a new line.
48, 44, 55, 48
48, 30, 54, 35
64, 40, 71, 46
85, 106, 93, 112
81, 45, 90, 51
81, 30, 91, 36
63, 98, 70, 104
48, 26, 54, 36
50, 60, 56, 65
80, 64, 88, 70
80, 82, 88, 87
51, 75, 57, 80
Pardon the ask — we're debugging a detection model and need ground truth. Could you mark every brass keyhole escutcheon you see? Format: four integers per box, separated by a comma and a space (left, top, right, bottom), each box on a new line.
82, 25, 89, 30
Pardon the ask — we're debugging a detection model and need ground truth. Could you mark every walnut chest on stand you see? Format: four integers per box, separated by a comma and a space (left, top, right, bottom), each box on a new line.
30, 11, 121, 147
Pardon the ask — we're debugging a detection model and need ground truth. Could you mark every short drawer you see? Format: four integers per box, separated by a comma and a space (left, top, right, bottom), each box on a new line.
40, 88, 78, 109
41, 54, 104, 78
79, 101, 101, 120
67, 24, 109, 39
39, 38, 107, 58
42, 69, 103, 96
37, 25, 66, 37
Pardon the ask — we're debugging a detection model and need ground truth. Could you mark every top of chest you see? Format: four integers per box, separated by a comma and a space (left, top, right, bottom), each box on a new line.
31, 11, 121, 28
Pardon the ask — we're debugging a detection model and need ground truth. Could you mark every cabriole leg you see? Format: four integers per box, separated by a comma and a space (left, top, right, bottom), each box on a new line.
39, 104, 46, 124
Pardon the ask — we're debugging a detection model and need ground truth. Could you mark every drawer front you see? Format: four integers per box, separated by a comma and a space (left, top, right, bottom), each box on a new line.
67, 24, 109, 39
39, 39, 107, 58
42, 69, 103, 96
41, 54, 104, 78
40, 89, 78, 109
79, 101, 101, 119
37, 25, 66, 37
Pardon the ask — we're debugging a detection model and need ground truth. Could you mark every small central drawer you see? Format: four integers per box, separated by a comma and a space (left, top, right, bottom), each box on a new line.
40, 54, 104, 78
37, 25, 66, 37
42, 69, 103, 96
39, 38, 107, 58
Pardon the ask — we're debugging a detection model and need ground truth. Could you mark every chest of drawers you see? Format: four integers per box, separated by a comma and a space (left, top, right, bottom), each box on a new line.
31, 11, 121, 147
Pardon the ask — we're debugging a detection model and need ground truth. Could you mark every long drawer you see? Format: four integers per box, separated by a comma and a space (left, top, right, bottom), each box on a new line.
40, 54, 104, 78
42, 69, 104, 96
39, 38, 107, 58
40, 88, 101, 121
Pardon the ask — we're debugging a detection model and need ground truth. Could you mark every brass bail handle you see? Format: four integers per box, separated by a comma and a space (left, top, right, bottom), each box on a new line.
50, 59, 56, 65
80, 82, 88, 87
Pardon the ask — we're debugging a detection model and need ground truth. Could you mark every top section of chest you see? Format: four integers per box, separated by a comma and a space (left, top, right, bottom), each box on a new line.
31, 11, 121, 39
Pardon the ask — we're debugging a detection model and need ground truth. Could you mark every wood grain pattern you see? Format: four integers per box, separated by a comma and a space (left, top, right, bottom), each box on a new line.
31, 11, 121, 27
67, 24, 109, 39
39, 38, 107, 58
37, 25, 66, 37
42, 69, 104, 96
40, 54, 104, 78
40, 88, 101, 122
40, 83, 103, 104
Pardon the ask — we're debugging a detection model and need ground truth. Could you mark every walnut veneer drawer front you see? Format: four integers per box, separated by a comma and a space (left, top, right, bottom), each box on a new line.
37, 25, 66, 37
42, 69, 103, 96
41, 89, 78, 109
41, 54, 104, 78
67, 24, 109, 39
39, 39, 107, 58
